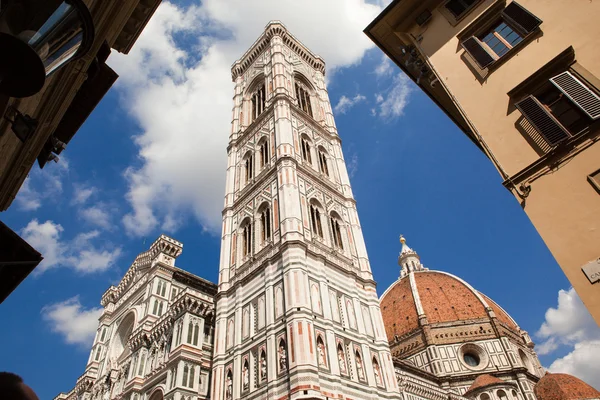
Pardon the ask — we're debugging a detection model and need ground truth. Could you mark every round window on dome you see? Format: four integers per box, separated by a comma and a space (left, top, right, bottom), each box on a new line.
463, 352, 480, 367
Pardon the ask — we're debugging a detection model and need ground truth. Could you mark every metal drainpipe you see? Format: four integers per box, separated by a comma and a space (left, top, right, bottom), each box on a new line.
409, 36, 531, 199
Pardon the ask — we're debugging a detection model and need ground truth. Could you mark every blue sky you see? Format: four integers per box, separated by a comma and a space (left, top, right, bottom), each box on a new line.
1, 1, 598, 398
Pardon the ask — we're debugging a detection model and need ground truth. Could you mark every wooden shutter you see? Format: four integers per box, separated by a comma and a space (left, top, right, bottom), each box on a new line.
550, 71, 600, 120
515, 96, 570, 146
502, 1, 542, 35
461, 36, 495, 68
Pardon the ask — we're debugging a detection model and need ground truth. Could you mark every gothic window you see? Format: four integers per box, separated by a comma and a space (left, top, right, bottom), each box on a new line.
182, 364, 189, 388
309, 202, 323, 238
193, 324, 200, 346
156, 279, 167, 297
171, 287, 178, 300
187, 321, 194, 344
137, 352, 146, 376
497, 390, 508, 400
244, 153, 254, 185
259, 204, 272, 243
99, 326, 107, 342
295, 81, 313, 117
251, 83, 266, 122
242, 307, 250, 339
318, 148, 329, 176
241, 219, 253, 257
301, 137, 312, 163
329, 213, 343, 250
259, 139, 269, 169
372, 356, 383, 387
170, 368, 177, 389
158, 301, 164, 316
152, 299, 158, 315
203, 321, 213, 344
94, 346, 102, 361
480, 394, 491, 400
316, 336, 327, 368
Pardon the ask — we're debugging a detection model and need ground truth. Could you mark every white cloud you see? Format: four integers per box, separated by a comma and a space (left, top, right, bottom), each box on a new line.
15, 159, 69, 211
536, 287, 600, 389
334, 94, 366, 114
108, 0, 383, 237
42, 296, 102, 347
347, 153, 359, 178
80, 205, 112, 230
21, 219, 121, 274
374, 54, 393, 77
376, 73, 413, 119
72, 185, 95, 205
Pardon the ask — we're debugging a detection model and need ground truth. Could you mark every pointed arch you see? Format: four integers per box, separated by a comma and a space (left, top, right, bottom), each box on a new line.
275, 286, 284, 317
346, 299, 357, 329
247, 74, 266, 123
310, 283, 322, 314
257, 201, 272, 244
258, 136, 270, 169
337, 343, 347, 375
308, 199, 324, 238
316, 335, 327, 367
278, 339, 288, 373
242, 307, 250, 338
372, 355, 383, 386
300, 134, 313, 164
242, 358, 250, 390
225, 368, 233, 400
355, 349, 365, 381
329, 210, 344, 250
259, 349, 267, 382
317, 145, 329, 176
239, 216, 253, 257
293, 73, 315, 117
258, 296, 266, 329
227, 318, 235, 348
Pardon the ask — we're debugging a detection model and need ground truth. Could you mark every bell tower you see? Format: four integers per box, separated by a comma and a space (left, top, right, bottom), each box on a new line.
212, 21, 400, 400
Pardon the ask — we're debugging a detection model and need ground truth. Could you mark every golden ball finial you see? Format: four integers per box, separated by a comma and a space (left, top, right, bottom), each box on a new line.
400, 235, 406, 244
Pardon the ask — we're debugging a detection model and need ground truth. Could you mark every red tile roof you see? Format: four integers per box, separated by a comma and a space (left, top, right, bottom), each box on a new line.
464, 374, 505, 397
535, 373, 600, 400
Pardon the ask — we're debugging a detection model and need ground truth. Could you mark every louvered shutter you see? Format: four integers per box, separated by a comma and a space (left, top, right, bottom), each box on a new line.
550, 71, 600, 120
461, 37, 495, 68
502, 1, 542, 35
515, 96, 570, 145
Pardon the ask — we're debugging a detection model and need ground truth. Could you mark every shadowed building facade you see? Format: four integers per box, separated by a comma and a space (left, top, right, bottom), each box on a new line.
365, 0, 600, 325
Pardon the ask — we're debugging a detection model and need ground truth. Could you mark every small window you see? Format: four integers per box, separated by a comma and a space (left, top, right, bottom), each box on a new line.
242, 220, 252, 257
251, 83, 266, 122
259, 139, 269, 169
444, 0, 480, 19
295, 82, 313, 117
330, 215, 343, 250
310, 203, 323, 238
588, 169, 600, 194
100, 327, 107, 342
187, 321, 194, 344
260, 206, 272, 243
301, 137, 312, 164
461, 2, 541, 69
318, 149, 329, 176
94, 346, 102, 361
515, 71, 599, 146
193, 324, 200, 346
463, 352, 480, 367
171, 287, 178, 301
497, 390, 508, 400
244, 154, 254, 185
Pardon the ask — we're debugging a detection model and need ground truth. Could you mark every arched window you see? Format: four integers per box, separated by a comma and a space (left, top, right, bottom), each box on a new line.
193, 324, 199, 346
310, 202, 323, 238
259, 139, 269, 169
497, 390, 508, 400
519, 349, 533, 373
259, 204, 272, 243
295, 81, 313, 117
182, 364, 189, 388
318, 148, 329, 176
187, 321, 194, 344
241, 218, 253, 257
244, 152, 254, 185
329, 213, 343, 249
480, 394, 491, 400
301, 136, 312, 164
251, 83, 266, 122
511, 390, 519, 400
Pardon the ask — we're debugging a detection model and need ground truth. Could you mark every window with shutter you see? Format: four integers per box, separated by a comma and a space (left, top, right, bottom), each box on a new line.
461, 36, 496, 69
501, 1, 542, 35
515, 96, 570, 146
460, 2, 541, 69
550, 72, 600, 120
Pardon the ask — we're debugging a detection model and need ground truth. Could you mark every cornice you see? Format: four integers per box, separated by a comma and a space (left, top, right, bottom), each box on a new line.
231, 21, 325, 81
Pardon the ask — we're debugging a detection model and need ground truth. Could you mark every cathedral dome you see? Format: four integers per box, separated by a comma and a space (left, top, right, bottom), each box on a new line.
534, 373, 600, 400
381, 236, 519, 342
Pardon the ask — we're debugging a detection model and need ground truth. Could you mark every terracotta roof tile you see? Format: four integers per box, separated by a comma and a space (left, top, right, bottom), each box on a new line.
464, 374, 505, 396
380, 277, 418, 340
535, 373, 600, 400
